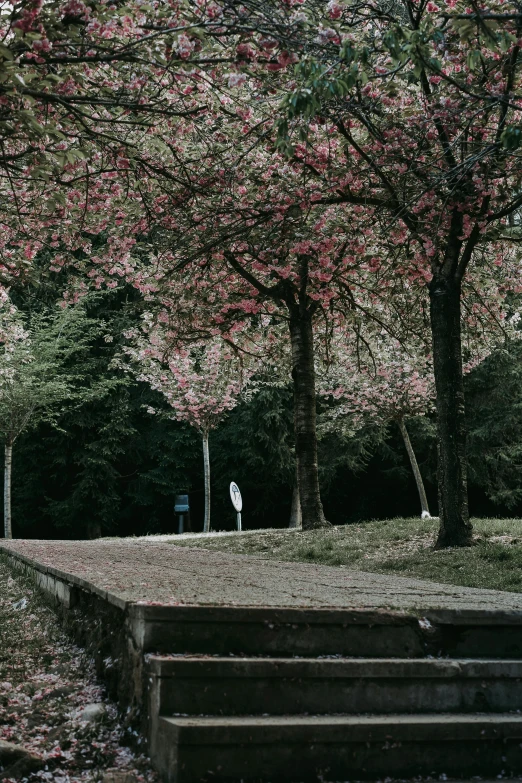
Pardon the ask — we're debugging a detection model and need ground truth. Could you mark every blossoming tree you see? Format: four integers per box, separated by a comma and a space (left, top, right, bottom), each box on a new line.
319, 332, 435, 518
100, 63, 430, 530
0, 0, 303, 288
18, 0, 522, 546
0, 1, 412, 533
269, 0, 522, 546
124, 325, 252, 532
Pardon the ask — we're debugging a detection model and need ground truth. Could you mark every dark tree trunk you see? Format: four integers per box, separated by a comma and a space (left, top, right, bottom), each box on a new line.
86, 522, 102, 539
429, 275, 473, 547
288, 312, 329, 530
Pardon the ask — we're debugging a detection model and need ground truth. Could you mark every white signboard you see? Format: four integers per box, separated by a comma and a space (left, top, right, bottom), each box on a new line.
229, 482, 243, 512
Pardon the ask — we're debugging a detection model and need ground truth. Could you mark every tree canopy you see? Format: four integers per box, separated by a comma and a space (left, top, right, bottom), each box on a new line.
2, 0, 522, 544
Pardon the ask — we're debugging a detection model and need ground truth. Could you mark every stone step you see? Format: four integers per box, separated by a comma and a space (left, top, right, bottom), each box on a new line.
152, 713, 522, 783
131, 605, 522, 658
146, 656, 522, 716
133, 606, 425, 657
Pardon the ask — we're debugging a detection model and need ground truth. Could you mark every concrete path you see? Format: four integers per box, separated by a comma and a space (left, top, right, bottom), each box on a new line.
1, 537, 522, 613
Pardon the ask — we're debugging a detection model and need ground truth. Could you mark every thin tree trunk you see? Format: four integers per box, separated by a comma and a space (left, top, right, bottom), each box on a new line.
397, 416, 431, 519
429, 275, 473, 547
202, 432, 211, 533
4, 440, 12, 539
289, 312, 329, 530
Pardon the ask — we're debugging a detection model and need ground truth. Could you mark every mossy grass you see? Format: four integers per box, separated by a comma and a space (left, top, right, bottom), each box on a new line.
171, 517, 522, 593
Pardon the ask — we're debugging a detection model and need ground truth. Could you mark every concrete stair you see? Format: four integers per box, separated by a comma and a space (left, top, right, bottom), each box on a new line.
147, 656, 522, 715
143, 610, 522, 782
132, 605, 522, 658
6, 538, 522, 781
153, 713, 522, 782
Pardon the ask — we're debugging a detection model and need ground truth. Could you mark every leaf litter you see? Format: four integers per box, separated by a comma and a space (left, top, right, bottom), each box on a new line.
0, 558, 157, 783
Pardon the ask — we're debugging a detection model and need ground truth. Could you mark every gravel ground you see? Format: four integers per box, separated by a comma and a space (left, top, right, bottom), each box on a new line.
2, 538, 522, 612
0, 557, 157, 783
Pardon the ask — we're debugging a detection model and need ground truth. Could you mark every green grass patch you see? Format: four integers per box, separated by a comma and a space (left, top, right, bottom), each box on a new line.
170, 517, 522, 593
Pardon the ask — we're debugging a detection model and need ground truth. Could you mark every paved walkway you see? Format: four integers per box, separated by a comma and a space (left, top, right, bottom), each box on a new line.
1, 537, 522, 614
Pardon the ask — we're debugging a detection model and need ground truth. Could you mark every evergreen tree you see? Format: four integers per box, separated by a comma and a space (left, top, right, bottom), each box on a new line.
0, 297, 107, 538
212, 384, 296, 528
466, 340, 522, 511
9, 288, 202, 539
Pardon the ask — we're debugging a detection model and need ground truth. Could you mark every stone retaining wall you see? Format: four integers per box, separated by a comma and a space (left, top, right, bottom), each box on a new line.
0, 549, 146, 737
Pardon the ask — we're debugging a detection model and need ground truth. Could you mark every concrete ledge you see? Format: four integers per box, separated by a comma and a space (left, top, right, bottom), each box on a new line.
0, 546, 128, 611
0, 547, 142, 727
7, 553, 78, 609
4, 542, 522, 660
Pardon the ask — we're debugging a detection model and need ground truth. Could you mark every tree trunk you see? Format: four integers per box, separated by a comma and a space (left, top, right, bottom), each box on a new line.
397, 416, 431, 519
4, 440, 12, 539
289, 481, 302, 529
202, 432, 211, 533
429, 275, 473, 547
86, 522, 102, 539
289, 312, 329, 530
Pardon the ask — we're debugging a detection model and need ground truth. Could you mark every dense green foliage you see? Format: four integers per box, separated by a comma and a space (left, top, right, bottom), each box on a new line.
466, 341, 522, 510
8, 286, 202, 538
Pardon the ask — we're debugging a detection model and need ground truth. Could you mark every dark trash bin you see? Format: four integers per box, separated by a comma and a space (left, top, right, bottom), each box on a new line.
174, 494, 190, 535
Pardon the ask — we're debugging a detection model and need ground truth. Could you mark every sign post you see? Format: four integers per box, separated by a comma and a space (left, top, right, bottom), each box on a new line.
229, 482, 243, 531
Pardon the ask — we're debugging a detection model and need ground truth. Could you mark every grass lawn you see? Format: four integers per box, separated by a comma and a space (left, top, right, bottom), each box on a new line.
170, 517, 522, 593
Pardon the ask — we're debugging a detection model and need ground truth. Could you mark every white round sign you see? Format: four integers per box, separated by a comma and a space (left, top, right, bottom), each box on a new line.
229, 481, 243, 512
